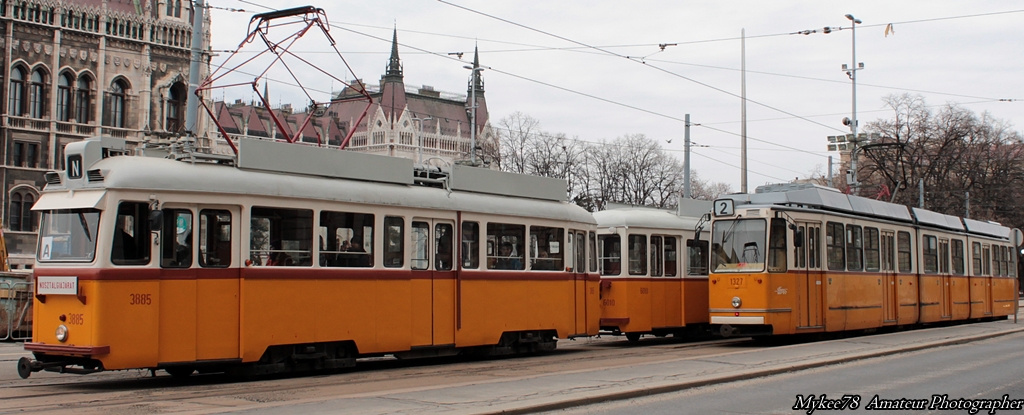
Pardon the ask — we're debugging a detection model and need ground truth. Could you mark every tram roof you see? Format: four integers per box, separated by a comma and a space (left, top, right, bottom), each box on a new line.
725, 186, 914, 222
593, 207, 704, 231
35, 139, 594, 224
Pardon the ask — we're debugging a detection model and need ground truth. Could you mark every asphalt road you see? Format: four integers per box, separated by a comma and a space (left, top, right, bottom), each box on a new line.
546, 330, 1024, 415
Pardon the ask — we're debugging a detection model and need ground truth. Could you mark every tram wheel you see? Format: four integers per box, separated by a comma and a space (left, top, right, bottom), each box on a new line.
625, 333, 642, 342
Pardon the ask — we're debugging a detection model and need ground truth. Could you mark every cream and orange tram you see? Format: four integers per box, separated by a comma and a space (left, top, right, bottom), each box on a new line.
18, 136, 599, 378
594, 202, 712, 342
708, 184, 1020, 337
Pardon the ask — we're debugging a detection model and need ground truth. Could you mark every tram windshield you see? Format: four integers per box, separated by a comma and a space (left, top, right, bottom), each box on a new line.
37, 209, 100, 262
710, 218, 766, 272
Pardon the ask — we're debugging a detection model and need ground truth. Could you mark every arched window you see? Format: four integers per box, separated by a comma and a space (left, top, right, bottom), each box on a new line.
166, 82, 186, 132
29, 68, 46, 118
76, 75, 92, 123
56, 72, 73, 121
8, 191, 36, 232
108, 79, 127, 128
8, 66, 25, 116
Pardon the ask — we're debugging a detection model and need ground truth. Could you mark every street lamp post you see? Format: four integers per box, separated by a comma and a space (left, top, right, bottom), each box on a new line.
412, 116, 432, 164
843, 13, 863, 195
464, 65, 484, 166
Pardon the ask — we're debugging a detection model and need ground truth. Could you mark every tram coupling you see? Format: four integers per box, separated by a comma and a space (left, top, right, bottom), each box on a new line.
17, 356, 103, 379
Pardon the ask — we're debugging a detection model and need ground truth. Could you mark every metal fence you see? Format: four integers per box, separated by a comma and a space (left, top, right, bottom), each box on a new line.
0, 276, 32, 341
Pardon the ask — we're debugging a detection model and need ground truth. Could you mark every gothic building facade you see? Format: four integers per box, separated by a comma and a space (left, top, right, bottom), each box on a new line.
213, 29, 496, 169
0, 0, 207, 269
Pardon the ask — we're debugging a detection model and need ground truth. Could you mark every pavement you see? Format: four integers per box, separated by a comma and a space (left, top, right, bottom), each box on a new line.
274, 309, 1024, 415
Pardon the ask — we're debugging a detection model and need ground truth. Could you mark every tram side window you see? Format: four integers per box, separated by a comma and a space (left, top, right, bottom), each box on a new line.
951, 239, 965, 275
199, 210, 231, 268
628, 234, 647, 275
411, 221, 429, 270
598, 234, 620, 275
938, 239, 950, 274
808, 226, 820, 269
650, 236, 663, 276
922, 235, 938, 274
794, 225, 806, 269
982, 245, 992, 276
589, 232, 597, 273
880, 231, 895, 272
897, 231, 913, 273
487, 223, 524, 270
436, 223, 453, 271
160, 209, 192, 268
686, 238, 708, 276
462, 221, 480, 269
250, 206, 312, 267
1006, 246, 1016, 278
825, 222, 845, 271
529, 226, 563, 271
768, 218, 787, 272
864, 227, 880, 272
845, 225, 863, 272
664, 236, 678, 277
384, 216, 404, 268
972, 242, 982, 275
112, 202, 151, 265
575, 231, 587, 273
320, 211, 374, 268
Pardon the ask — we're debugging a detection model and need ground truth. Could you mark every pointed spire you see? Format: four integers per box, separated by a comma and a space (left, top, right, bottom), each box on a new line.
469, 44, 484, 95
383, 26, 403, 82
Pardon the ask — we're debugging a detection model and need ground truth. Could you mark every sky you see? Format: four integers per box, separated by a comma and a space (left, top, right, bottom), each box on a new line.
203, 1, 1024, 193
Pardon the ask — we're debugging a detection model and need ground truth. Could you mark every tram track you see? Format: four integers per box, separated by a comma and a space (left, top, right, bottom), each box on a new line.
0, 336, 752, 414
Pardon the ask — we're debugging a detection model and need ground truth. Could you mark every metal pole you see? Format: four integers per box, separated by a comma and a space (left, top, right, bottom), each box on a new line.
185, 0, 206, 134
845, 14, 862, 195
740, 29, 748, 193
684, 113, 691, 199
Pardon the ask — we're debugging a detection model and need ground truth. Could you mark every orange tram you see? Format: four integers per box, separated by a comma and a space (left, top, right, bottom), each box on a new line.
18, 136, 600, 378
593, 202, 713, 341
708, 184, 1021, 338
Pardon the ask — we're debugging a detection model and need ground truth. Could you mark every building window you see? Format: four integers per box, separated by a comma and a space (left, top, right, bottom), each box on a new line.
29, 68, 46, 118
76, 75, 92, 123
8, 66, 25, 116
8, 191, 36, 232
108, 79, 128, 128
56, 72, 72, 121
166, 82, 186, 132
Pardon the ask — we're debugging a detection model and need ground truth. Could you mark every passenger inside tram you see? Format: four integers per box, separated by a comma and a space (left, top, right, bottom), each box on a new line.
495, 242, 522, 270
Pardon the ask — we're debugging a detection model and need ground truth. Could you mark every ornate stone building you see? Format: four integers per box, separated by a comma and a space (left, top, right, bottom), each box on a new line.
0, 0, 208, 269
212, 29, 496, 169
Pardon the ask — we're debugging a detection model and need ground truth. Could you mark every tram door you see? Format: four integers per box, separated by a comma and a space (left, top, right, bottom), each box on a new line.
880, 231, 898, 323
410, 219, 456, 347
569, 230, 589, 335
796, 222, 823, 328
158, 206, 240, 362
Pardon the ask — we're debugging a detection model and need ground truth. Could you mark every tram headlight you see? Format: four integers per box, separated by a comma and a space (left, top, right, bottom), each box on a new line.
731, 296, 742, 308
55, 324, 69, 343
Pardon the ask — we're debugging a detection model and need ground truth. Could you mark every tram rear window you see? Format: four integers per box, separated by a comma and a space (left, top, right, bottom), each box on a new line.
38, 209, 100, 262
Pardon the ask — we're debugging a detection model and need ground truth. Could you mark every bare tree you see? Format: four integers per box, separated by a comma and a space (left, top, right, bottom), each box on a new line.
861, 93, 1024, 229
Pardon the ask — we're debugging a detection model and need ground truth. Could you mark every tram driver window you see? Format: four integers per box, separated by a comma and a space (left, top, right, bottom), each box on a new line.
111, 202, 151, 265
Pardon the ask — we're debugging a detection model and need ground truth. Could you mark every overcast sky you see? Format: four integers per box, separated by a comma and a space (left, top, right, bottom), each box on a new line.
205, 1, 1024, 192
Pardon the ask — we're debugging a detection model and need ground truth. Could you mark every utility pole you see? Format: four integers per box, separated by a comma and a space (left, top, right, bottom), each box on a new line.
684, 113, 691, 199
185, 0, 205, 135
843, 14, 863, 195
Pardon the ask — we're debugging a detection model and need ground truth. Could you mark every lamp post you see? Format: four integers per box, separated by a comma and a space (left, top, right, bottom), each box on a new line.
412, 116, 432, 164
843, 13, 863, 195
464, 65, 484, 165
